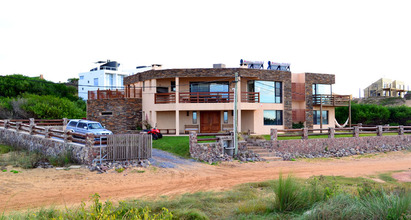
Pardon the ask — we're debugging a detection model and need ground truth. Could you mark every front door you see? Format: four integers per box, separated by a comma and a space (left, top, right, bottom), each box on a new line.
200, 111, 221, 133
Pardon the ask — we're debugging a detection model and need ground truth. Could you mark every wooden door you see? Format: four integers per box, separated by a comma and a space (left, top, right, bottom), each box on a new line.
200, 111, 221, 133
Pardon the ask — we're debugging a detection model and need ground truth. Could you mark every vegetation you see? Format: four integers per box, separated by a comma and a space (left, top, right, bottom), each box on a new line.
2, 174, 409, 219
336, 103, 411, 125
0, 144, 77, 168
0, 74, 86, 119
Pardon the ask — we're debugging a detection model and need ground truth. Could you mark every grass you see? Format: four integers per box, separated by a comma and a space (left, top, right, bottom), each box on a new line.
152, 136, 190, 158
3, 174, 409, 219
0, 144, 13, 154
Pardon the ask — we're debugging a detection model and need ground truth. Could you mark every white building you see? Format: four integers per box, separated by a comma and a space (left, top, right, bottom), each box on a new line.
78, 61, 129, 100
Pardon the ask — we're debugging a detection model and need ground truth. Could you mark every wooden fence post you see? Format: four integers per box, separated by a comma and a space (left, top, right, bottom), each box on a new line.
302, 127, 308, 140
4, 120, 9, 129
377, 125, 383, 136
29, 124, 34, 135
270, 128, 277, 141
63, 118, 68, 130
45, 128, 50, 138
16, 122, 21, 132
399, 125, 404, 135
29, 118, 35, 126
353, 126, 359, 138
328, 127, 335, 139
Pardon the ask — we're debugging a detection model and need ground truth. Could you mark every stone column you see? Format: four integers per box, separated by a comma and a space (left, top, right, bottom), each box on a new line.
189, 131, 197, 156
377, 125, 383, 136
328, 127, 335, 139
302, 127, 308, 140
353, 126, 359, 138
399, 125, 404, 135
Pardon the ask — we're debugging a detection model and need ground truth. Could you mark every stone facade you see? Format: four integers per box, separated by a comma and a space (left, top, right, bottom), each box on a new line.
125, 68, 293, 129
87, 98, 142, 133
305, 73, 335, 128
0, 127, 96, 164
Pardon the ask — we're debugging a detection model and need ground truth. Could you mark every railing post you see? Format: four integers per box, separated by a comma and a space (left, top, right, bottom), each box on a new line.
358, 123, 362, 127
45, 127, 50, 138
328, 127, 335, 139
63, 118, 68, 130
270, 128, 277, 141
377, 125, 383, 136
16, 122, 21, 132
189, 131, 198, 145
29, 124, 34, 135
399, 125, 404, 135
353, 126, 359, 138
302, 127, 308, 140
4, 120, 9, 129
29, 118, 35, 126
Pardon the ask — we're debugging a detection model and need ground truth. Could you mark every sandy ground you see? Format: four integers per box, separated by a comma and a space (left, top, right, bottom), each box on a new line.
1, 150, 410, 213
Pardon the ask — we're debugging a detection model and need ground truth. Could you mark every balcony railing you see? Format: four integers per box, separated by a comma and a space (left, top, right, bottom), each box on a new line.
313, 94, 350, 106
154, 92, 261, 104
179, 92, 234, 103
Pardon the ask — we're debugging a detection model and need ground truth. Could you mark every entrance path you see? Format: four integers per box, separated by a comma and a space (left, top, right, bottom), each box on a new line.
1, 150, 410, 213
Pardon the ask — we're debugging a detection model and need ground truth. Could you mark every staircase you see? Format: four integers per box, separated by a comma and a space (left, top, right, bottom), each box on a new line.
247, 145, 283, 161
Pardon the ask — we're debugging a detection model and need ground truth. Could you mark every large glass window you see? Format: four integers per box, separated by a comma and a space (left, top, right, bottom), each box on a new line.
93, 78, 98, 86
312, 84, 332, 95
313, 110, 328, 125
263, 110, 283, 125
119, 75, 124, 87
252, 81, 282, 103
106, 74, 114, 88
190, 82, 229, 93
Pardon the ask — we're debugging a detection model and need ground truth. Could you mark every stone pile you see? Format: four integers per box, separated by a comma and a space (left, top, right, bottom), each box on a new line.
88, 159, 151, 173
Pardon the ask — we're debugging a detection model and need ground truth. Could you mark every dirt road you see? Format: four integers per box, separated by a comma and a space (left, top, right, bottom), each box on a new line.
1, 151, 410, 213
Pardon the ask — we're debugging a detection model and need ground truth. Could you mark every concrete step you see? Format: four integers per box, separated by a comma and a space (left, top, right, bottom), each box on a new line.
246, 145, 282, 161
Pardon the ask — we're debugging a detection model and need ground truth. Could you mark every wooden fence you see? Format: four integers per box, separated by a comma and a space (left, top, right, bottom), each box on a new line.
274, 125, 411, 140
106, 134, 152, 161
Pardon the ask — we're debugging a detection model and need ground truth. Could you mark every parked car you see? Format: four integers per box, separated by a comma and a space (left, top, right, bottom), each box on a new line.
66, 119, 113, 139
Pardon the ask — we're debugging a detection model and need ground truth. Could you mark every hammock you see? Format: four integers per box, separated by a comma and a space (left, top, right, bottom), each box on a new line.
334, 118, 349, 128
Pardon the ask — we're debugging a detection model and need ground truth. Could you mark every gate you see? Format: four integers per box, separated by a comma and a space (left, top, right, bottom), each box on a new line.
106, 134, 152, 161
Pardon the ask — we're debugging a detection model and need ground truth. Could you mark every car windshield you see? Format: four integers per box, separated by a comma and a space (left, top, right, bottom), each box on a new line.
88, 123, 104, 129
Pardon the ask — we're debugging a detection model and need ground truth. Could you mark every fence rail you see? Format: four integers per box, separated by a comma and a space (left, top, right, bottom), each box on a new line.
106, 134, 152, 161
274, 125, 411, 140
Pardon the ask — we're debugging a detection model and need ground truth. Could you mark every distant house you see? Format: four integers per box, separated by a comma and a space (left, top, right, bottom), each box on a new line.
78, 60, 128, 100
364, 78, 407, 98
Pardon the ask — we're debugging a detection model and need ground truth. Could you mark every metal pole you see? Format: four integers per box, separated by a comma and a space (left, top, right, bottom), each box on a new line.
349, 97, 352, 127
234, 72, 238, 155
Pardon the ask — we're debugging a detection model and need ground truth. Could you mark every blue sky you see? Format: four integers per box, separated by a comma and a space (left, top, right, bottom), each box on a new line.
1, 0, 410, 97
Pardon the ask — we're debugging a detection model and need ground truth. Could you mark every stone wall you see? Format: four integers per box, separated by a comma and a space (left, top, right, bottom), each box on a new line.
0, 127, 97, 164
189, 132, 261, 163
305, 73, 335, 128
256, 132, 411, 160
87, 98, 142, 133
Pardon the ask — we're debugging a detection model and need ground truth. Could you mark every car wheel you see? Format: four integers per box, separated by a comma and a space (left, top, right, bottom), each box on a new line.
152, 133, 158, 140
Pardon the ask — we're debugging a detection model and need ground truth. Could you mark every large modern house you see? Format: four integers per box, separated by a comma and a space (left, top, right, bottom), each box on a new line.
363, 78, 407, 98
87, 61, 346, 135
78, 60, 128, 100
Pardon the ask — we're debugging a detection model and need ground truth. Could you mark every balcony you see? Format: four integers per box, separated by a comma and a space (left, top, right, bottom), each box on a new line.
154, 92, 260, 104
313, 95, 351, 106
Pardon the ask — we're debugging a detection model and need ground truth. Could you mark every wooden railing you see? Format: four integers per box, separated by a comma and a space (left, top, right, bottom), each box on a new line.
88, 87, 142, 100
9, 119, 63, 126
155, 93, 176, 104
312, 94, 351, 106
179, 92, 234, 103
241, 92, 260, 103
0, 119, 108, 145
274, 125, 411, 140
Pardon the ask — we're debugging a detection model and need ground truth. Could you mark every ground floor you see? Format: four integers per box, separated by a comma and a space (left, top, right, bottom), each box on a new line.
148, 109, 284, 135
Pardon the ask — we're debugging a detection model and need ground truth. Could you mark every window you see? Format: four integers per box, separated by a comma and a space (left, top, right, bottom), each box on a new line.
171, 81, 176, 92
93, 78, 98, 86
250, 81, 282, 103
263, 110, 283, 125
80, 76, 84, 80
119, 75, 124, 87
101, 112, 113, 116
190, 82, 229, 93
313, 110, 328, 125
312, 84, 332, 95
106, 74, 114, 88
192, 111, 197, 124
223, 111, 228, 123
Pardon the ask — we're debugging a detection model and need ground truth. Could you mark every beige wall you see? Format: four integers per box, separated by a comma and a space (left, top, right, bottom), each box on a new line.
241, 110, 254, 132
313, 106, 335, 129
